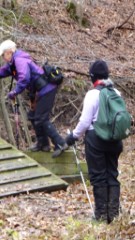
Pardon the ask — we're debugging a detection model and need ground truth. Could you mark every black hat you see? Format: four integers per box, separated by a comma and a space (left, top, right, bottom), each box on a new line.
89, 60, 109, 83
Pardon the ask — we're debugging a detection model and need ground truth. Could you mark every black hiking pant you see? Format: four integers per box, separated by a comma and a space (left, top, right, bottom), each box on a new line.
33, 88, 65, 149
85, 130, 123, 222
85, 130, 123, 187
27, 109, 50, 146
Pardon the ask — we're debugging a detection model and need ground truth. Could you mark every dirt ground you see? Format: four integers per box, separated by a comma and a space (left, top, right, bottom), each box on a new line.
0, 138, 134, 239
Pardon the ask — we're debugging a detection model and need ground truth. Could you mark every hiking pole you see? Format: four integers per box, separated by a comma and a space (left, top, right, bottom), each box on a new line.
67, 129, 95, 218
13, 97, 20, 149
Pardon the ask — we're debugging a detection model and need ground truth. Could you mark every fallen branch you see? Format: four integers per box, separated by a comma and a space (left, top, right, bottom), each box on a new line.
106, 7, 135, 34
52, 110, 65, 123
68, 98, 82, 114
63, 67, 89, 77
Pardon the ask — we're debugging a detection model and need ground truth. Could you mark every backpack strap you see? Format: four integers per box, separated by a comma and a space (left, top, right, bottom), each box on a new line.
95, 85, 105, 91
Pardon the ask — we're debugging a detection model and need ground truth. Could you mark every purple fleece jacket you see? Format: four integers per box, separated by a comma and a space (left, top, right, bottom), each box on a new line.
0, 50, 56, 97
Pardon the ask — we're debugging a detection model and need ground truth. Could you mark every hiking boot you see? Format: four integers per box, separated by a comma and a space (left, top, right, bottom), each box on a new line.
42, 145, 51, 152
108, 186, 120, 223
52, 143, 68, 158
29, 142, 42, 152
93, 186, 108, 223
29, 143, 51, 152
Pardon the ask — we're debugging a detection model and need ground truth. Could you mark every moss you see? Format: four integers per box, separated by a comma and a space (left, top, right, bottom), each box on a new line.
0, 8, 35, 26
0, 10, 14, 25
20, 12, 34, 25
2, 0, 17, 10
81, 17, 90, 28
66, 1, 79, 22
11, 0, 17, 9
66, 1, 89, 28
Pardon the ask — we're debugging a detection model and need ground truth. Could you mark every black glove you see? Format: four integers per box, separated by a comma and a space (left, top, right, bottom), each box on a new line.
66, 132, 78, 146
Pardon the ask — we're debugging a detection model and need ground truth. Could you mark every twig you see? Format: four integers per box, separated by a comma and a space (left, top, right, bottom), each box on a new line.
52, 110, 65, 123
68, 98, 81, 114
106, 7, 135, 34
63, 67, 89, 77
59, 97, 79, 108
70, 102, 83, 124
21, 196, 60, 202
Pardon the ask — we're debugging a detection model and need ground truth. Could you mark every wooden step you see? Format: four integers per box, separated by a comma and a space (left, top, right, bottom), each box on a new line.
0, 145, 12, 150
0, 138, 68, 197
0, 166, 52, 185
0, 152, 25, 161
0, 158, 38, 173
0, 175, 68, 198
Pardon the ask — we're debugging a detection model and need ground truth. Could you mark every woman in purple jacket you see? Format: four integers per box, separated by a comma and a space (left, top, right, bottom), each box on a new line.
0, 39, 68, 157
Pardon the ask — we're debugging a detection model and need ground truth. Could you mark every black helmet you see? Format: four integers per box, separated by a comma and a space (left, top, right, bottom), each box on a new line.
89, 60, 109, 83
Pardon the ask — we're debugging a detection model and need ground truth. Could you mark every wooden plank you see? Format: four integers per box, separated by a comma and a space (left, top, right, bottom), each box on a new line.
0, 167, 52, 185
0, 175, 68, 198
0, 152, 25, 161
43, 163, 88, 175
0, 157, 38, 169
0, 159, 38, 172
61, 174, 89, 183
0, 145, 12, 150
26, 150, 88, 179
0, 81, 16, 145
0, 138, 10, 145
26, 150, 76, 164
0, 137, 69, 197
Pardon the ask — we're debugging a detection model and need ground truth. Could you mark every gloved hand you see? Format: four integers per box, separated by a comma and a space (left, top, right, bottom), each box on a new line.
8, 90, 17, 100
66, 132, 78, 146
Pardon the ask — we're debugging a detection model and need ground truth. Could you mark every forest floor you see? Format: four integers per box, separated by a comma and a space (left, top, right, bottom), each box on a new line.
0, 0, 135, 239
0, 140, 134, 239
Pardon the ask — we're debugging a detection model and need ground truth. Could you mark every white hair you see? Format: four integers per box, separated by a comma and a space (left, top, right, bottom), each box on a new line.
0, 39, 16, 56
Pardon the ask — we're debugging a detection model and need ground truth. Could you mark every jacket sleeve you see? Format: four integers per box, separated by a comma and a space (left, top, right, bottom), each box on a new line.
14, 57, 31, 94
0, 64, 12, 78
73, 90, 99, 138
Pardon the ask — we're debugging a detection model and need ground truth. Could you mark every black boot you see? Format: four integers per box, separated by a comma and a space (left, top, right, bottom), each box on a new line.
29, 141, 43, 151
93, 186, 108, 222
43, 121, 68, 158
52, 143, 68, 158
29, 118, 51, 152
108, 185, 120, 223
29, 137, 50, 152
